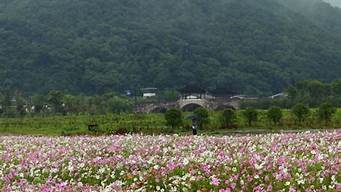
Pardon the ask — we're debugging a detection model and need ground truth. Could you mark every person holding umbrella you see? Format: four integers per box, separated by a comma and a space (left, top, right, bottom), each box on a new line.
191, 119, 198, 135
185, 114, 199, 135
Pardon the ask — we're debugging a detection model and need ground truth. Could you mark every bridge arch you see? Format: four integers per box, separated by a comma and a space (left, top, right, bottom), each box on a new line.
135, 98, 240, 113
181, 103, 205, 111
179, 98, 207, 111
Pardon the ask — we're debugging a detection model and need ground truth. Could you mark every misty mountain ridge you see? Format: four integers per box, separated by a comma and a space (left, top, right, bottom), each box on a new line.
277, 0, 341, 39
0, 0, 340, 95
323, 0, 341, 8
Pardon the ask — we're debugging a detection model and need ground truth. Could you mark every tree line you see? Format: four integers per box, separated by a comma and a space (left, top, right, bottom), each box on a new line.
0, 79, 340, 117
241, 79, 341, 109
165, 103, 338, 131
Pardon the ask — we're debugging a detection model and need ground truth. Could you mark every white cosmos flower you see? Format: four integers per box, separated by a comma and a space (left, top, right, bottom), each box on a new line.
154, 164, 160, 170
183, 158, 189, 166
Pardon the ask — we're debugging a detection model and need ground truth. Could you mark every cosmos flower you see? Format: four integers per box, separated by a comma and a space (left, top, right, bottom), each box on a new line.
0, 131, 339, 191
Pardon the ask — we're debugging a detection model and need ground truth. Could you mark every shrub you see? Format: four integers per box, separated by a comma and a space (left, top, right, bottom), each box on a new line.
47, 90, 65, 113
194, 108, 209, 129
267, 107, 283, 125
220, 109, 236, 128
165, 109, 183, 129
317, 102, 336, 125
242, 108, 258, 126
88, 123, 100, 132
108, 96, 133, 113
292, 103, 310, 125
114, 127, 129, 135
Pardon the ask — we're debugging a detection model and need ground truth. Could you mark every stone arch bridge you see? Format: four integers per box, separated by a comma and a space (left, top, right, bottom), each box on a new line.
135, 98, 240, 113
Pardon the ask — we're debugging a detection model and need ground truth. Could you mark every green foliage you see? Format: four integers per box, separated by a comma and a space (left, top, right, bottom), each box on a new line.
276, 0, 341, 38
267, 107, 283, 125
306, 80, 331, 106
332, 79, 341, 96
47, 90, 65, 114
0, 93, 12, 117
0, 0, 341, 94
284, 79, 341, 108
107, 96, 133, 114
164, 109, 183, 129
31, 94, 47, 114
241, 98, 289, 109
158, 90, 179, 102
0, 108, 340, 136
194, 108, 210, 129
292, 103, 310, 124
220, 109, 236, 128
332, 109, 341, 126
242, 109, 258, 126
317, 102, 336, 124
88, 124, 101, 133
15, 95, 27, 116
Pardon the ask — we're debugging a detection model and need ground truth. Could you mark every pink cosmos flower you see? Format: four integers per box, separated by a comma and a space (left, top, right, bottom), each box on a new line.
253, 186, 265, 192
278, 156, 286, 165
211, 177, 220, 186
336, 184, 341, 191
230, 183, 236, 190
219, 188, 231, 192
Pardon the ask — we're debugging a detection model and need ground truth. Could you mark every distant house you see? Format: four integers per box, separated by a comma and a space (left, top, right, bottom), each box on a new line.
184, 95, 202, 99
230, 95, 258, 100
178, 85, 207, 100
124, 90, 132, 97
141, 88, 158, 98
230, 95, 247, 100
269, 92, 287, 99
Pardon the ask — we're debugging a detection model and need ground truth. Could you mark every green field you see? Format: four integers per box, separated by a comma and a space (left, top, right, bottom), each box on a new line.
0, 109, 340, 136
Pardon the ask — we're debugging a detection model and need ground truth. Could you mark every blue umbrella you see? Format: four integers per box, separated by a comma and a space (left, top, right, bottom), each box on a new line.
185, 114, 199, 120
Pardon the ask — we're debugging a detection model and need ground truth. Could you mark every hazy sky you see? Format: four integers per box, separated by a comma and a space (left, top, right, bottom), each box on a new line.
323, 0, 341, 8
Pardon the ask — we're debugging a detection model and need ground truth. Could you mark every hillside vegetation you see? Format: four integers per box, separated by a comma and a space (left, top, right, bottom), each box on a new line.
277, 0, 341, 39
0, 109, 340, 136
1, 0, 341, 95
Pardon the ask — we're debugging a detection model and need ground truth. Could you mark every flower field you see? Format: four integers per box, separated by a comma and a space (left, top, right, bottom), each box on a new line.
0, 131, 340, 192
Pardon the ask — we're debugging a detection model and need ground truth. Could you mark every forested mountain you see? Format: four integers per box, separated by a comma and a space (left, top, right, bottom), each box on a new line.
277, 0, 341, 39
0, 0, 341, 95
